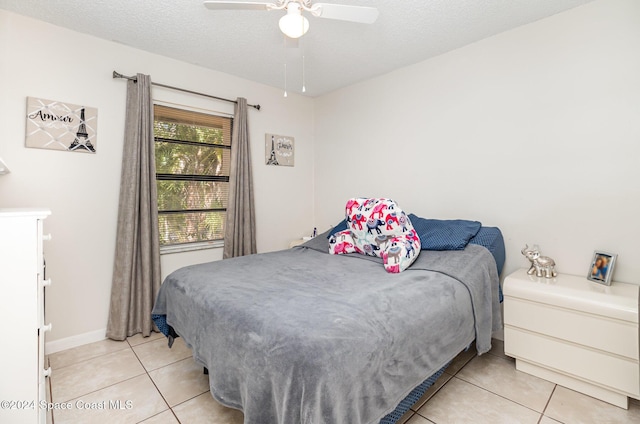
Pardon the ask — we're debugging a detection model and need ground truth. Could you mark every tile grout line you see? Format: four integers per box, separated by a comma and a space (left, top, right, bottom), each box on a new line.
452, 346, 558, 420
412, 349, 477, 421
49, 335, 173, 423
49, 344, 148, 402
411, 344, 490, 420
540, 384, 559, 423
452, 374, 552, 419
47, 345, 131, 372
411, 375, 453, 422
54, 373, 148, 403
128, 339, 179, 423
128, 335, 212, 423
428, 346, 552, 422
131, 337, 194, 372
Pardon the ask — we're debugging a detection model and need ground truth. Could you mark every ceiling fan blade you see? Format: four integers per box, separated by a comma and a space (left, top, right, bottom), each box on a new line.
311, 3, 379, 24
203, 1, 276, 11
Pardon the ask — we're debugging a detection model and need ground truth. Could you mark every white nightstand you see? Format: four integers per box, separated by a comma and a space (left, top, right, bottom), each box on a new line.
503, 268, 639, 409
289, 237, 313, 248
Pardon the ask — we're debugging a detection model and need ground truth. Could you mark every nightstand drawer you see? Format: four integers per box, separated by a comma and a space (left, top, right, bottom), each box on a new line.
505, 327, 640, 396
504, 297, 639, 360
503, 270, 638, 323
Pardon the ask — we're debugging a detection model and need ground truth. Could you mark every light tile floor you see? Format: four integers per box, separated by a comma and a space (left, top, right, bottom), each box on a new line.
46, 335, 640, 423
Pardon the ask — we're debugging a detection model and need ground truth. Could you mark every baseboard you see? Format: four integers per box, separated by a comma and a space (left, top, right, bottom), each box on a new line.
492, 328, 504, 341
45, 328, 107, 354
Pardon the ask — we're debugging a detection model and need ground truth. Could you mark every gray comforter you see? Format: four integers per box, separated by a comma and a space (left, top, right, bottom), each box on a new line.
152, 235, 501, 424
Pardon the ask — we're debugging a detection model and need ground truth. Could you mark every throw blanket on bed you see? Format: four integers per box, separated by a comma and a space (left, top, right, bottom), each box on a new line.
152, 235, 501, 424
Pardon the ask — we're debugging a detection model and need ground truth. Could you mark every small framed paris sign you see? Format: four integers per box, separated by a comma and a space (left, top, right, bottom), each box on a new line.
25, 96, 97, 153
265, 133, 294, 166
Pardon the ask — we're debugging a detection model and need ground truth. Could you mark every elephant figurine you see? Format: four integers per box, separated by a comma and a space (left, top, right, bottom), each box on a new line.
521, 244, 557, 278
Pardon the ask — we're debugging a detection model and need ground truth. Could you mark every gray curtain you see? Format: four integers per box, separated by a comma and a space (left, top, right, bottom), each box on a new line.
223, 97, 257, 258
106, 73, 161, 341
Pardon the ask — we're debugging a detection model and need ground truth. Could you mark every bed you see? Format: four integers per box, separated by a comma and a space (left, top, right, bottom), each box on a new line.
152, 222, 504, 424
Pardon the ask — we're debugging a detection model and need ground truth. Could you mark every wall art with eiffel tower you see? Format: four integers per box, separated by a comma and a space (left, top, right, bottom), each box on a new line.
25, 97, 97, 153
265, 133, 294, 167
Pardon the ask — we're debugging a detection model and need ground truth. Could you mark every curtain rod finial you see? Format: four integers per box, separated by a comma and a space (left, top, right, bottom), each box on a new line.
113, 71, 137, 82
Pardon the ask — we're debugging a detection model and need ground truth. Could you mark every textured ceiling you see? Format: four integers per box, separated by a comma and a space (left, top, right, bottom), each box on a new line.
0, 0, 595, 97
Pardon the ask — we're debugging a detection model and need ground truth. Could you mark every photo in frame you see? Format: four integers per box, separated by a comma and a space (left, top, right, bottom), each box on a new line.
265, 133, 294, 166
587, 251, 617, 285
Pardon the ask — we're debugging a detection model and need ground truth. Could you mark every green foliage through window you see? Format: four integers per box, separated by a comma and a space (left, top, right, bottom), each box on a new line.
154, 105, 232, 246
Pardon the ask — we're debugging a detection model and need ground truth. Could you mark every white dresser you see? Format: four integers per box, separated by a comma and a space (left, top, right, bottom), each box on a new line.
0, 209, 52, 424
503, 268, 640, 409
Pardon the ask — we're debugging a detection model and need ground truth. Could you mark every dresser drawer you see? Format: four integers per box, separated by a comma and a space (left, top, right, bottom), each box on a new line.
504, 297, 639, 360
505, 327, 640, 396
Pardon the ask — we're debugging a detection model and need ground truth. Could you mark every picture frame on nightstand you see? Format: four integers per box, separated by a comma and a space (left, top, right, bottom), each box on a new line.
587, 251, 617, 285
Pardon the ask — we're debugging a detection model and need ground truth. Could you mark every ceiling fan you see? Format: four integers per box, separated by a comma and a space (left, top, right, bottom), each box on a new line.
203, 0, 379, 39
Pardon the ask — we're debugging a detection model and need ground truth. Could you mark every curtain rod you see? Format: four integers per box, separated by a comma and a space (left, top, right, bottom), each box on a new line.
112, 71, 261, 111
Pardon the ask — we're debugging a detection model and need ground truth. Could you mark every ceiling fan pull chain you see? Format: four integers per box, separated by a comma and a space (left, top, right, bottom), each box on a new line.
302, 54, 306, 93
283, 63, 288, 98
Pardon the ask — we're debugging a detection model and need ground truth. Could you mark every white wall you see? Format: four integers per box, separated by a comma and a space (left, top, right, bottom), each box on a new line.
314, 0, 640, 284
0, 11, 315, 347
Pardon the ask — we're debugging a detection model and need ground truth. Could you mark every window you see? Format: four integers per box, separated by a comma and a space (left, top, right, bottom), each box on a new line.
153, 104, 232, 249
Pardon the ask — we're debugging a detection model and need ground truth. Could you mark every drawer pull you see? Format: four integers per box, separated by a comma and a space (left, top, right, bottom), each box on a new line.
42, 278, 53, 287
43, 367, 52, 378
42, 234, 52, 241
41, 323, 52, 333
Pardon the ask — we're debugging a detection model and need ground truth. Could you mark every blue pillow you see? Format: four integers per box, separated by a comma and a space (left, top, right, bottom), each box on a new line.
408, 214, 481, 251
327, 219, 348, 238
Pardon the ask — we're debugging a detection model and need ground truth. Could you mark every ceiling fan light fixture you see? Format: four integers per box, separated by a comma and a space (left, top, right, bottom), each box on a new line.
279, 3, 309, 39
